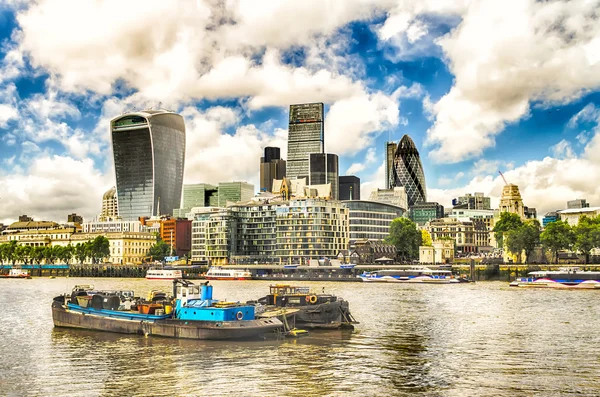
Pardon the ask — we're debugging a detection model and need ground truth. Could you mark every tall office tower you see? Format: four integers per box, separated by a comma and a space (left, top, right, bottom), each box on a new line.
260, 147, 286, 192
98, 186, 119, 221
287, 103, 324, 180
385, 141, 398, 189
111, 110, 186, 221
217, 182, 255, 206
309, 153, 339, 200
339, 176, 360, 200
392, 134, 427, 207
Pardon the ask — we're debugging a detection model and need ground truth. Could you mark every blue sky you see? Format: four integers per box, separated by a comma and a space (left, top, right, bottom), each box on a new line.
0, 0, 599, 223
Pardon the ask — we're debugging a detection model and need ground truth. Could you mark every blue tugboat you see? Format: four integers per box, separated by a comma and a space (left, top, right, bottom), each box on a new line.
52, 280, 283, 340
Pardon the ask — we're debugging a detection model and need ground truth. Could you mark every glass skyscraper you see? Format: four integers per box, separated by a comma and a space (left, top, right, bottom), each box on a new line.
309, 153, 339, 200
287, 103, 324, 180
111, 110, 186, 221
392, 134, 427, 206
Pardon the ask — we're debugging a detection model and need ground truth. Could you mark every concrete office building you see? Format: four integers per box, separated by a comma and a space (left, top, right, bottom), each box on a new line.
339, 176, 360, 201
452, 193, 491, 210
385, 141, 397, 189
260, 147, 286, 193
409, 202, 445, 226
368, 187, 409, 211
287, 103, 324, 180
99, 186, 119, 221
567, 199, 590, 209
111, 110, 185, 221
309, 153, 339, 200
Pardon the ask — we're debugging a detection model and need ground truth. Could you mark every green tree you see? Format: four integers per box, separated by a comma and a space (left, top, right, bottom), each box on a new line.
31, 246, 46, 264
43, 246, 60, 264
74, 242, 88, 264
493, 212, 523, 248
505, 220, 541, 264
540, 220, 574, 263
385, 217, 422, 260
90, 236, 110, 264
2, 241, 18, 265
148, 239, 171, 262
56, 245, 74, 264
573, 216, 600, 264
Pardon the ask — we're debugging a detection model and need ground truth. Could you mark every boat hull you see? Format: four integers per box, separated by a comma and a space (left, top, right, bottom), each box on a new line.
359, 275, 460, 283
509, 279, 600, 289
52, 301, 283, 340
260, 301, 355, 330
204, 277, 252, 281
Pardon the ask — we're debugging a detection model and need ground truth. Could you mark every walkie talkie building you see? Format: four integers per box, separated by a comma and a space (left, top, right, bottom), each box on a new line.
110, 110, 186, 221
392, 134, 427, 207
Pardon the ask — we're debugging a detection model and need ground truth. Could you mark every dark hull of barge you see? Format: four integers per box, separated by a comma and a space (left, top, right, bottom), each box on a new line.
52, 301, 282, 340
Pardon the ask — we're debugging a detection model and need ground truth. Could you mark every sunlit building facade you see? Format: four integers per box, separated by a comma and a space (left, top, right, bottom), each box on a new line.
287, 103, 324, 180
111, 110, 186, 221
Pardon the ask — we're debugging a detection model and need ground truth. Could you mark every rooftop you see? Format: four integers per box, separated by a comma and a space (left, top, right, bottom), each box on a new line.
557, 207, 600, 214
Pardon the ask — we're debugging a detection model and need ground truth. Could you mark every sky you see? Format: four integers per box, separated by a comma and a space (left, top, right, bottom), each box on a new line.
0, 0, 599, 224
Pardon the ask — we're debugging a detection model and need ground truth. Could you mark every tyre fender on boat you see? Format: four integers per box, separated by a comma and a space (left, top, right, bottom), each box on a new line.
309, 295, 318, 304
236, 311, 244, 321
305, 295, 311, 303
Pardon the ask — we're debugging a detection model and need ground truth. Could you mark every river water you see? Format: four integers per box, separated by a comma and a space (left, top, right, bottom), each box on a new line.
1, 278, 599, 397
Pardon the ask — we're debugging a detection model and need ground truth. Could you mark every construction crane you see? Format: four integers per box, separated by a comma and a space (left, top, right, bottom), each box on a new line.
498, 171, 509, 186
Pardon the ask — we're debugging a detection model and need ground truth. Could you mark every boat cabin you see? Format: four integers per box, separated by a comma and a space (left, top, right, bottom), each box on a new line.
263, 284, 337, 306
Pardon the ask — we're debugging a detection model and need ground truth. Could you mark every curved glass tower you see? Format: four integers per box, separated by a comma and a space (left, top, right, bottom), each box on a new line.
111, 110, 186, 221
392, 134, 427, 206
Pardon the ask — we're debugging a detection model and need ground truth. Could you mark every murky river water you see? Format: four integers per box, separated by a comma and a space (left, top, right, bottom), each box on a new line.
1, 278, 599, 396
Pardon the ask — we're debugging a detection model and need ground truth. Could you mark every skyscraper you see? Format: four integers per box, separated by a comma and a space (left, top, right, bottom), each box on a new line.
287, 103, 324, 180
339, 176, 360, 200
99, 186, 118, 221
111, 110, 186, 221
392, 135, 427, 207
309, 153, 339, 200
260, 147, 286, 192
385, 141, 397, 189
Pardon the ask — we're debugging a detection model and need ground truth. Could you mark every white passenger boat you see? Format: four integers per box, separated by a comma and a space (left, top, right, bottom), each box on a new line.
509, 267, 600, 289
145, 269, 183, 280
205, 267, 252, 281
358, 267, 462, 283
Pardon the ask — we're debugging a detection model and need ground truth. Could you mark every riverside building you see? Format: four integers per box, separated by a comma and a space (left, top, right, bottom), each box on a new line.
111, 110, 186, 221
342, 200, 404, 248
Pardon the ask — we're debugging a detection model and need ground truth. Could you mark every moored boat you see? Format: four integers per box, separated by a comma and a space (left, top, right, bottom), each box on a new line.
205, 266, 252, 280
509, 267, 600, 289
1, 268, 31, 279
145, 268, 183, 280
52, 280, 283, 340
252, 284, 357, 329
358, 267, 465, 283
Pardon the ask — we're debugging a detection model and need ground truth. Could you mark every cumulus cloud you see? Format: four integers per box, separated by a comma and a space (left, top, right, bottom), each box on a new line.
181, 106, 287, 190
426, 0, 600, 162
0, 155, 111, 223
345, 147, 377, 175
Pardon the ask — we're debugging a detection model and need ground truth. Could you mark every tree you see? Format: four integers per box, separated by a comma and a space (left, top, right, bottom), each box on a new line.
493, 212, 523, 248
385, 217, 422, 260
57, 245, 74, 264
31, 246, 46, 264
540, 220, 574, 263
90, 236, 110, 264
573, 216, 600, 264
505, 220, 541, 264
74, 243, 88, 264
421, 230, 433, 246
148, 240, 171, 262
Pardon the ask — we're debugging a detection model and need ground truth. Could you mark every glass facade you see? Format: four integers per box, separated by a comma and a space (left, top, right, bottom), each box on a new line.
409, 202, 445, 226
217, 182, 255, 207
385, 142, 397, 189
392, 135, 427, 206
287, 103, 324, 180
343, 200, 404, 245
182, 183, 217, 208
111, 111, 185, 221
308, 153, 338, 199
339, 176, 360, 200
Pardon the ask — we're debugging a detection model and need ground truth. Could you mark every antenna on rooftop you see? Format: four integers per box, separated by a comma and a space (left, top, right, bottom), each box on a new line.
498, 171, 508, 186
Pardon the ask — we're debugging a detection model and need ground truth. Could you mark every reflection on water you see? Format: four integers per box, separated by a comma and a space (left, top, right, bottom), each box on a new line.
1, 278, 600, 396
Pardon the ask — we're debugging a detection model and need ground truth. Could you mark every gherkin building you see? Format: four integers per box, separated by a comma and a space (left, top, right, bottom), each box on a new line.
392, 134, 427, 206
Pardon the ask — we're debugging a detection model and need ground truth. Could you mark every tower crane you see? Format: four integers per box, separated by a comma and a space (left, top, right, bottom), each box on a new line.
498, 171, 508, 186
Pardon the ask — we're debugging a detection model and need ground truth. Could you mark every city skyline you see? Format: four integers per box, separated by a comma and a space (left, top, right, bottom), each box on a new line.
0, 1, 599, 223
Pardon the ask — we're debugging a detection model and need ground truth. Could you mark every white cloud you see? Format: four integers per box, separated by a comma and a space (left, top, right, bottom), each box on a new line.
0, 155, 111, 223
345, 147, 377, 175
360, 162, 385, 200
550, 139, 575, 159
181, 106, 287, 190
426, 0, 600, 163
